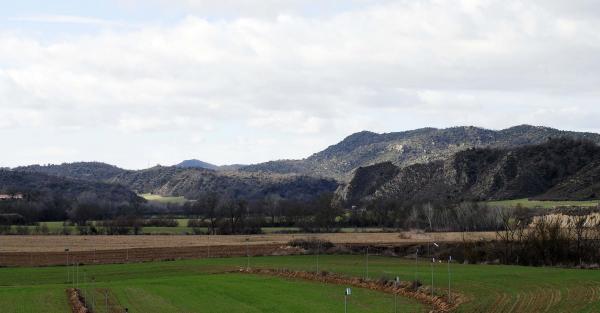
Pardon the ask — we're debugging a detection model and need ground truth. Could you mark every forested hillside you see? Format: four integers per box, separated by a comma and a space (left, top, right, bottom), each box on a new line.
242, 125, 600, 180
338, 138, 600, 206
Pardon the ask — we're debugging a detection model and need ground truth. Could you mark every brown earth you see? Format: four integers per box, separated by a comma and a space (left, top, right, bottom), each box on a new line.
0, 231, 496, 252
67, 288, 89, 313
0, 231, 496, 267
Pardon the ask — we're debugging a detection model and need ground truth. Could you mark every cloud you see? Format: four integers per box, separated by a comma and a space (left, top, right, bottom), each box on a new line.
119, 0, 389, 19
9, 14, 131, 27
1, 0, 600, 167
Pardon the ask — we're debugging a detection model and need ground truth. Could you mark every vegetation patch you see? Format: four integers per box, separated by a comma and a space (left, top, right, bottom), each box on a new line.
485, 198, 600, 209
140, 193, 189, 204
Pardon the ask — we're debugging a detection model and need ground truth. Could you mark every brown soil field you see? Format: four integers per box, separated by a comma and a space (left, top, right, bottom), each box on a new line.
0, 231, 496, 253
0, 231, 496, 267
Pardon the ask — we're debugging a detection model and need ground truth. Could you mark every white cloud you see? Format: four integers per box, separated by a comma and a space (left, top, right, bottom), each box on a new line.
1, 0, 600, 167
9, 14, 131, 27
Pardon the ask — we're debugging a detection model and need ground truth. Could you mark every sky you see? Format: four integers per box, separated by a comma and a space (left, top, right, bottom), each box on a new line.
1, 0, 600, 169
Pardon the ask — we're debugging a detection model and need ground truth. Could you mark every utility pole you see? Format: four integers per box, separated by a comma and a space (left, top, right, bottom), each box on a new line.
246, 238, 250, 270
365, 246, 369, 280
448, 255, 452, 303
394, 276, 399, 313
83, 271, 87, 305
91, 277, 96, 312
430, 242, 439, 310
415, 247, 419, 286
316, 240, 320, 273
344, 288, 351, 313
65, 248, 70, 284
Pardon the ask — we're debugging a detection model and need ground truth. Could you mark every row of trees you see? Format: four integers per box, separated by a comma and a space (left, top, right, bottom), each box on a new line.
494, 207, 600, 266
179, 192, 510, 234
183, 192, 340, 234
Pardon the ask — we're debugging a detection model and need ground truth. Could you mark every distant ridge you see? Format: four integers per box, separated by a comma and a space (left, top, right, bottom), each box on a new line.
175, 159, 218, 170
9, 125, 600, 203
337, 138, 600, 205
241, 125, 600, 180
14, 162, 126, 181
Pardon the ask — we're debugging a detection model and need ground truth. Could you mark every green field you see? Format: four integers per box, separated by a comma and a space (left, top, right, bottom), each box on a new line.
140, 193, 189, 204
485, 198, 600, 209
13, 220, 390, 235
1, 254, 600, 312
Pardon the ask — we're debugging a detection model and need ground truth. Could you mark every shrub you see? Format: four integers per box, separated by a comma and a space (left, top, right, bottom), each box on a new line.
15, 225, 30, 235
187, 219, 206, 228
144, 217, 178, 227
288, 238, 334, 252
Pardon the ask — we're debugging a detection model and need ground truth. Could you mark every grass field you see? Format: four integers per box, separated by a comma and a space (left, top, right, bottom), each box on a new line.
485, 198, 600, 209
13, 220, 394, 235
1, 254, 599, 312
140, 193, 189, 204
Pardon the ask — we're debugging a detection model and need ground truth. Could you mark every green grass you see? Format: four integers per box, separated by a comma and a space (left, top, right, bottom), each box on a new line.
1, 255, 600, 312
0, 256, 423, 313
485, 198, 600, 209
140, 193, 189, 204
0, 285, 70, 313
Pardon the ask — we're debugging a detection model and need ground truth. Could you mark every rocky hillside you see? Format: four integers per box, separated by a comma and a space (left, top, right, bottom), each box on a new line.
538, 159, 600, 200
242, 125, 600, 180
338, 138, 600, 206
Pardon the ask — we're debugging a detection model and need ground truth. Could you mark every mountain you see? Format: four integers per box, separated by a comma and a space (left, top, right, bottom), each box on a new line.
538, 159, 600, 200
241, 125, 600, 180
13, 162, 336, 202
175, 159, 219, 170
216, 164, 247, 171
109, 166, 338, 201
0, 169, 141, 204
337, 138, 600, 206
14, 162, 126, 181
11, 125, 600, 204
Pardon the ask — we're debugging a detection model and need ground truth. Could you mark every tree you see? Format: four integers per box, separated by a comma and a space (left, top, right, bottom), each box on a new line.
310, 193, 341, 232
199, 193, 220, 235
423, 202, 434, 231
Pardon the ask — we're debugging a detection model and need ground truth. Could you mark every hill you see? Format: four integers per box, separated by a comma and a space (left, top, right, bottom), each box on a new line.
0, 169, 141, 204
13, 162, 337, 202
337, 138, 600, 206
175, 159, 219, 170
0, 169, 143, 222
109, 166, 338, 201
14, 162, 126, 181
241, 125, 600, 180
538, 159, 600, 200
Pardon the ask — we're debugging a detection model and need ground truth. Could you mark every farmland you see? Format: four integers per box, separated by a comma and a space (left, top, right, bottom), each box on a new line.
10, 219, 394, 235
1, 254, 600, 312
485, 198, 600, 209
140, 193, 190, 204
0, 232, 497, 253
